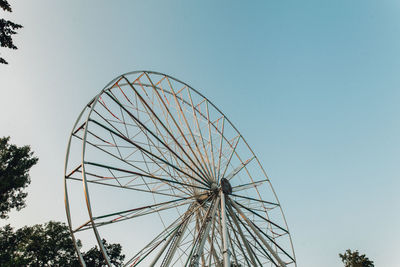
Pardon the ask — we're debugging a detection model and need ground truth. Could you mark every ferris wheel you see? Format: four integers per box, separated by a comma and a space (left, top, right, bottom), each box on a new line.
64, 71, 296, 267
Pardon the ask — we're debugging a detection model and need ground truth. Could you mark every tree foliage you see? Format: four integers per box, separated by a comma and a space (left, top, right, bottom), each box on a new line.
0, 136, 38, 219
83, 239, 125, 266
339, 249, 374, 267
0, 0, 22, 64
0, 221, 125, 266
0, 221, 78, 266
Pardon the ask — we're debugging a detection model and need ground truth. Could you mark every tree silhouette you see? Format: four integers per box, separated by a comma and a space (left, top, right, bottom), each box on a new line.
339, 249, 374, 267
0, 221, 125, 266
0, 136, 38, 219
83, 239, 125, 267
0, 0, 22, 64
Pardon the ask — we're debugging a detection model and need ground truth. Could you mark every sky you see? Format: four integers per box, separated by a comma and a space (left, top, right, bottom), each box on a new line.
1, 0, 399, 266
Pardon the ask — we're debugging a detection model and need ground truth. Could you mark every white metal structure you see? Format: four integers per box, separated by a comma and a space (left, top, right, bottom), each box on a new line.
64, 71, 296, 266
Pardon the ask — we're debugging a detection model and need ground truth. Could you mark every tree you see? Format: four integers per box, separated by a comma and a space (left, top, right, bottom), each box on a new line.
339, 249, 374, 267
0, 221, 78, 266
0, 0, 23, 64
83, 239, 125, 267
0, 136, 38, 219
0, 221, 125, 266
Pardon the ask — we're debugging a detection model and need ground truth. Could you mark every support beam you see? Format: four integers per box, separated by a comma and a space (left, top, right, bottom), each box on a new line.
189, 197, 219, 267
161, 211, 191, 267
220, 191, 231, 267
149, 226, 179, 266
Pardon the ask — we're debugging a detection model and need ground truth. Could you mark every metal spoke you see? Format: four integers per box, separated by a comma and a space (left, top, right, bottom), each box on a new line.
104, 90, 209, 186
122, 75, 211, 184
231, 179, 267, 193
84, 161, 208, 191
233, 199, 288, 234
230, 193, 279, 207
93, 196, 196, 221
230, 198, 288, 266
225, 156, 255, 181
188, 195, 219, 267
219, 136, 241, 182
66, 176, 187, 199
88, 117, 209, 188
165, 79, 213, 181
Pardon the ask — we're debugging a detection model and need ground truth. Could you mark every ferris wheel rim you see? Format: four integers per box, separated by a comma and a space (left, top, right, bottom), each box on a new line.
64, 70, 296, 267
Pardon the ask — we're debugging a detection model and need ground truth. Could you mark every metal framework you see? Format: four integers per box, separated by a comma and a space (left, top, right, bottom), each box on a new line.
64, 71, 296, 267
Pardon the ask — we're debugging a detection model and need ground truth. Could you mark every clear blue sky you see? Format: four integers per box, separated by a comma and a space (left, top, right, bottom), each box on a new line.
1, 1, 399, 266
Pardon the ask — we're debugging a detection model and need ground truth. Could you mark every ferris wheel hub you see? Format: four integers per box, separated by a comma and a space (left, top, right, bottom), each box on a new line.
220, 178, 232, 195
